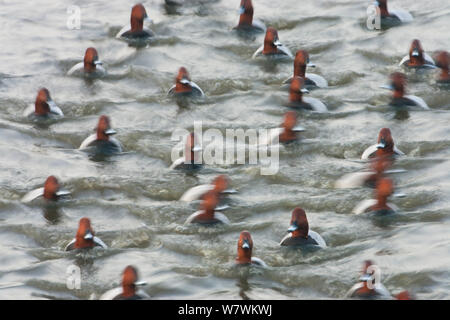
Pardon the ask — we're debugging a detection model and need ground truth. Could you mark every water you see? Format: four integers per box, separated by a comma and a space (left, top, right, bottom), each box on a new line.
0, 0, 449, 299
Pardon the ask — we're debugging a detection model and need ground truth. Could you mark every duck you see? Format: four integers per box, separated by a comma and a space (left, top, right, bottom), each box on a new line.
116, 3, 154, 41
287, 76, 328, 112
352, 177, 399, 215
283, 50, 328, 88
23, 88, 63, 119
380, 72, 430, 109
399, 39, 436, 69
100, 265, 149, 300
185, 190, 230, 225
79, 115, 123, 155
373, 0, 413, 28
361, 128, 405, 160
234, 0, 266, 32
21, 176, 71, 203
67, 47, 106, 77
435, 51, 450, 84
179, 174, 237, 202
167, 67, 205, 97
336, 156, 397, 189
252, 27, 293, 59
170, 132, 203, 170
346, 260, 392, 299
65, 217, 107, 251
280, 207, 326, 248
235, 230, 267, 267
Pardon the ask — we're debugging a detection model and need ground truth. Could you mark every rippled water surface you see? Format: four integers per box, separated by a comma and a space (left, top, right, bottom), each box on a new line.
0, 0, 449, 299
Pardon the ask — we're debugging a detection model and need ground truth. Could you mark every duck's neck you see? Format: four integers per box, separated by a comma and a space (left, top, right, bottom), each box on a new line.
122, 284, 136, 298
291, 229, 307, 239
97, 130, 109, 141
84, 62, 96, 73
263, 42, 278, 55
289, 91, 303, 103
236, 250, 252, 264
35, 101, 49, 116
294, 64, 306, 78
409, 55, 424, 67
175, 82, 192, 93
279, 129, 296, 143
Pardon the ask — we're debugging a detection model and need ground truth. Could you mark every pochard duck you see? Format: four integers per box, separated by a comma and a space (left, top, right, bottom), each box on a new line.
352, 177, 400, 215
185, 190, 230, 225
179, 174, 237, 202
284, 50, 328, 88
170, 132, 203, 170
435, 51, 450, 84
79, 115, 123, 154
100, 265, 149, 300
258, 111, 305, 146
116, 4, 154, 41
361, 128, 405, 160
279, 207, 326, 248
234, 0, 266, 32
168, 67, 205, 97
252, 27, 293, 59
235, 231, 267, 267
65, 217, 107, 251
23, 88, 63, 119
21, 176, 71, 203
346, 260, 392, 299
399, 39, 436, 69
287, 76, 328, 112
381, 72, 430, 109
373, 0, 413, 27
67, 47, 106, 77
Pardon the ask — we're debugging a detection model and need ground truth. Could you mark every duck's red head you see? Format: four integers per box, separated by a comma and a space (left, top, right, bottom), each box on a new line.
396, 290, 413, 300
280, 111, 298, 142
293, 50, 310, 78
130, 4, 148, 33
376, 0, 389, 17
184, 132, 200, 164
175, 67, 192, 93
376, 128, 395, 156
43, 176, 61, 201
263, 27, 280, 55
212, 175, 229, 193
236, 230, 253, 265
121, 265, 141, 298
96, 115, 116, 141
238, 0, 254, 27
288, 207, 309, 239
34, 88, 52, 116
289, 76, 307, 103
389, 72, 407, 99
435, 51, 450, 82
74, 217, 96, 249
83, 47, 102, 73
409, 39, 425, 67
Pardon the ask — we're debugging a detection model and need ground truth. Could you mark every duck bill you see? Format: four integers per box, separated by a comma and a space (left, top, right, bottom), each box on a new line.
380, 84, 394, 90
221, 188, 238, 195
411, 49, 420, 57
292, 126, 306, 132
376, 142, 386, 149
192, 145, 202, 152
359, 274, 372, 282
179, 78, 191, 85
94, 60, 103, 66
238, 6, 245, 15
84, 231, 93, 240
55, 189, 71, 197
373, 1, 379, 6
215, 205, 230, 211
242, 240, 250, 249
287, 223, 298, 232
300, 88, 309, 94
273, 40, 282, 47
393, 192, 406, 198
307, 62, 316, 68
104, 129, 117, 136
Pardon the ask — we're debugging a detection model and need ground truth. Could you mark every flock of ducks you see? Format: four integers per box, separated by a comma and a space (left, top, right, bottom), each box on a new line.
14, 0, 449, 299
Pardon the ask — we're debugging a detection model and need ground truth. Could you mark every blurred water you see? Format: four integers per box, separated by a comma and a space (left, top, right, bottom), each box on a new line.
0, 0, 449, 299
